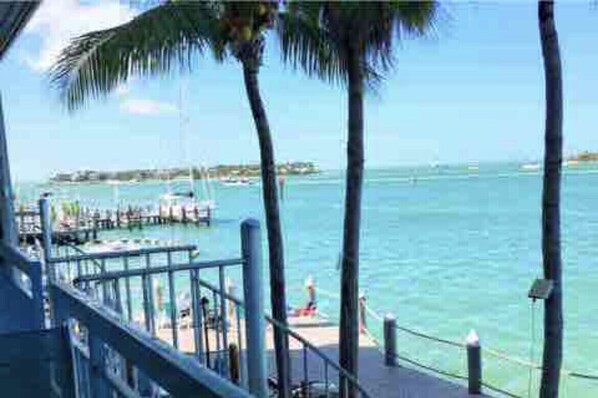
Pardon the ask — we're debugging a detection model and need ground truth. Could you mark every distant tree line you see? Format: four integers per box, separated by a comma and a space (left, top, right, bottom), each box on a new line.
49, 162, 319, 183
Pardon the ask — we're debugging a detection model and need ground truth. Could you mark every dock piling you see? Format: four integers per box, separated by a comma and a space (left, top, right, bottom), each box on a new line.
383, 314, 397, 367
39, 197, 54, 280
466, 329, 482, 395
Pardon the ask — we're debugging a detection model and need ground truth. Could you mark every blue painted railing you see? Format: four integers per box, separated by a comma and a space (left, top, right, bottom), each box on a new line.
52, 282, 250, 397
0, 241, 44, 332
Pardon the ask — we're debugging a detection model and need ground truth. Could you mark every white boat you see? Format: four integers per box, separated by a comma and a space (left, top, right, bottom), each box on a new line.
220, 176, 252, 187
159, 79, 216, 222
521, 163, 541, 171
159, 191, 215, 222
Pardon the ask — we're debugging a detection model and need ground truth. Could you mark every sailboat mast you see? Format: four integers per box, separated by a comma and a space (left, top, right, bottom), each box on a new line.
179, 78, 196, 198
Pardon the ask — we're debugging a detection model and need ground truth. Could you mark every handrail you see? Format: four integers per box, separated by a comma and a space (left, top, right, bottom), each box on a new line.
73, 258, 244, 283
0, 241, 45, 329
197, 278, 372, 397
0, 240, 41, 276
48, 244, 198, 263
52, 282, 251, 397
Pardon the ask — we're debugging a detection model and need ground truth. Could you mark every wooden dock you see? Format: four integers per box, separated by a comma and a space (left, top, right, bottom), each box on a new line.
155, 316, 491, 398
16, 206, 211, 246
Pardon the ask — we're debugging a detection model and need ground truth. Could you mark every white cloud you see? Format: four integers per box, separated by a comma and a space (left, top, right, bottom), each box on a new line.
120, 99, 179, 116
24, 0, 137, 72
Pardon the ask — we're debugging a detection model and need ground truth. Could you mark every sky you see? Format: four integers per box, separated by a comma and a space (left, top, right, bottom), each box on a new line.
0, 1, 597, 181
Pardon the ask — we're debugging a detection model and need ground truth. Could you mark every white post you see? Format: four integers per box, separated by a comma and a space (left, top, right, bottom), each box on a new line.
240, 219, 267, 397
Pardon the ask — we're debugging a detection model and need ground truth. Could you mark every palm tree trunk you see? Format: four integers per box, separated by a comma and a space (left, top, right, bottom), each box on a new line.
538, 2, 563, 397
242, 62, 291, 398
339, 44, 364, 398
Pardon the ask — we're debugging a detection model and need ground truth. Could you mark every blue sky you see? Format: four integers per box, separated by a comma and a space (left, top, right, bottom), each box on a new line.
0, 1, 597, 181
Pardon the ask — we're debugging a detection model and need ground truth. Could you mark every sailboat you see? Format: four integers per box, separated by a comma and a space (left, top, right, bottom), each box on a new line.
158, 79, 215, 224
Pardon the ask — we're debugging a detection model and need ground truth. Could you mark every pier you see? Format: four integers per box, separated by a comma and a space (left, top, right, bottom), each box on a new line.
154, 315, 488, 398
16, 204, 211, 245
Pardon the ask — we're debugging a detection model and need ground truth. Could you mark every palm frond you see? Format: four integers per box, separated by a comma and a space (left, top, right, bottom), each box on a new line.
277, 1, 438, 88
50, 2, 222, 111
277, 2, 345, 85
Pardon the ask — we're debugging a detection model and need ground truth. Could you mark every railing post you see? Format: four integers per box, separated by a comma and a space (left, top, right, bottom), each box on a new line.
466, 329, 482, 395
89, 333, 111, 398
240, 219, 267, 397
30, 260, 45, 328
384, 314, 397, 366
39, 197, 55, 281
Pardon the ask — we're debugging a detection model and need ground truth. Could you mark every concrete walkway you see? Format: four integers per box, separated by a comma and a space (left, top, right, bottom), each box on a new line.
283, 317, 492, 398
157, 316, 493, 397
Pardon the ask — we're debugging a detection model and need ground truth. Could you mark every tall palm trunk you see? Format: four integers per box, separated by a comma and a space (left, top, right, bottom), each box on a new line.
339, 44, 364, 398
242, 61, 291, 397
538, 1, 563, 397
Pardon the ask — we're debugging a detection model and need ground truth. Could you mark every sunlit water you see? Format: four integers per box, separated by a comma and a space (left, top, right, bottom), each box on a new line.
17, 163, 598, 397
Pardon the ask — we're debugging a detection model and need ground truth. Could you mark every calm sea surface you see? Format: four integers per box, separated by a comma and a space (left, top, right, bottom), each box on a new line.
17, 163, 598, 397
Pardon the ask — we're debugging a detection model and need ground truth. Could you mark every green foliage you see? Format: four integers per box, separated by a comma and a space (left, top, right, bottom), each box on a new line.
50, 2, 222, 111
278, 1, 437, 86
49, 1, 281, 110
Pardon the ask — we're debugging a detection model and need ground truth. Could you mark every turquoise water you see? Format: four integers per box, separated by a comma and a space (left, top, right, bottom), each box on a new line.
17, 164, 598, 396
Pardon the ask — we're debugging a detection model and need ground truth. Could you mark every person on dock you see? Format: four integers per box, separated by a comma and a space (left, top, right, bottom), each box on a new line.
291, 276, 317, 317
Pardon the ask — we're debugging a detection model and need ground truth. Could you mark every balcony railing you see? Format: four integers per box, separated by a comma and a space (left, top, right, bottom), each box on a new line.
52, 281, 250, 397
1, 197, 372, 396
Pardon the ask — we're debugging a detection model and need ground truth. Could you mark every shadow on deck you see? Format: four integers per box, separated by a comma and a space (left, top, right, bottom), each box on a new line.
279, 344, 492, 398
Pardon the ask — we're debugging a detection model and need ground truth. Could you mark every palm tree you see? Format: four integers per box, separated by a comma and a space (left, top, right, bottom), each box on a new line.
50, 2, 292, 395
279, 2, 436, 395
538, 1, 563, 396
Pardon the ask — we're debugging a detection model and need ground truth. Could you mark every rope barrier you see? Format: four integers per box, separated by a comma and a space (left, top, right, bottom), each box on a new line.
396, 353, 469, 382
363, 304, 383, 322
364, 303, 464, 349
567, 372, 598, 381
298, 283, 598, 385
481, 381, 524, 398
484, 347, 541, 370
394, 323, 464, 349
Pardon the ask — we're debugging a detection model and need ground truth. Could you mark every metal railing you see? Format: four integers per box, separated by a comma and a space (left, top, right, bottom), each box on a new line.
197, 278, 371, 397
35, 196, 371, 396
67, 226, 371, 397
52, 282, 250, 397
0, 241, 44, 330
45, 216, 269, 397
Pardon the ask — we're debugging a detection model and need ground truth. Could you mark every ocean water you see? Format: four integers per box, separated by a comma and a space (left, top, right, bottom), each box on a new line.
17, 163, 598, 397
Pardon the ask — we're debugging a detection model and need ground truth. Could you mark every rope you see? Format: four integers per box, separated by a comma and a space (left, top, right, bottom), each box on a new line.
481, 381, 524, 398
396, 353, 469, 382
306, 283, 598, 385
484, 348, 541, 370
364, 304, 383, 322
394, 324, 464, 349
568, 372, 598, 381
362, 326, 380, 346
363, 303, 464, 348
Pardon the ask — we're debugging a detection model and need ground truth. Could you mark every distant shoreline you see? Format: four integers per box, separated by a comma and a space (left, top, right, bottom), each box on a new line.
49, 162, 319, 184
568, 151, 598, 163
